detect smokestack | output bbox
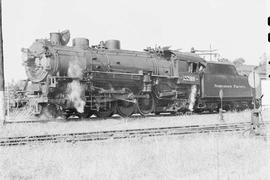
[0,0,5,126]
[50,32,61,46]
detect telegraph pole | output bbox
[0,0,5,126]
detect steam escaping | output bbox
[68,60,83,78]
[188,85,197,112]
[67,60,85,113]
[67,81,85,113]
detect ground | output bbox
[0,133,270,180]
[0,109,269,179]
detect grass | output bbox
[0,133,269,180]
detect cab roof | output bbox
[173,51,207,64]
[207,61,234,65]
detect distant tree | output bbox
[233,58,245,67]
[7,79,27,92]
[259,53,269,66]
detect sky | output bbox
[2,0,269,81]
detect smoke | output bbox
[67,60,85,113]
[188,85,197,112]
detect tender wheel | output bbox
[137,92,154,115]
[95,102,115,118]
[117,100,136,117]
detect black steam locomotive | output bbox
[20,30,254,118]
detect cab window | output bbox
[188,62,198,73]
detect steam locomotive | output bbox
[20,30,254,118]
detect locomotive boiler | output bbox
[21,30,254,118]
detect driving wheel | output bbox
[117,100,136,117]
[137,92,154,115]
[95,101,116,118]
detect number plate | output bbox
[183,75,196,82]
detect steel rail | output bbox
[1,121,268,147]
[3,111,236,124]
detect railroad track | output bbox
[3,111,231,124]
[1,121,268,146]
